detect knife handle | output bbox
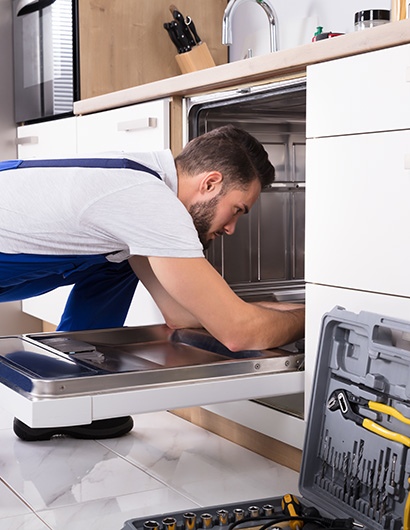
[186,16,201,44]
[171,20,192,53]
[163,22,183,53]
[170,8,196,47]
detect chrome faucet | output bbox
[222,0,278,53]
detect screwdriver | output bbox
[281,494,303,530]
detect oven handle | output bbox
[16,0,56,17]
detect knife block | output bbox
[175,42,216,74]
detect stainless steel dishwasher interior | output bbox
[187,78,306,418]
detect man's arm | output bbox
[129,256,202,329]
[129,255,304,351]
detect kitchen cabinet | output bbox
[305,130,410,297]
[306,44,410,137]
[20,98,174,327]
[305,43,410,410]
[16,117,77,159]
[76,99,170,153]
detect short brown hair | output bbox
[175,125,275,190]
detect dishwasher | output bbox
[186,77,307,421]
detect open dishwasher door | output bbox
[0,325,304,428]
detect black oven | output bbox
[12,0,79,124]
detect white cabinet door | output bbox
[17,117,77,159]
[77,99,170,153]
[305,129,410,297]
[307,43,410,138]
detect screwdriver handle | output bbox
[281,494,303,530]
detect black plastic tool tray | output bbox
[122,307,410,530]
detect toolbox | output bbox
[122,306,410,530]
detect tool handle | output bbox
[363,418,410,447]
[369,401,410,425]
[404,478,410,530]
[281,494,303,530]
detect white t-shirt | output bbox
[0,150,204,262]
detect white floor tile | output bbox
[0,513,51,530]
[0,480,33,519]
[0,429,169,511]
[100,412,300,505]
[37,488,198,530]
[0,409,300,529]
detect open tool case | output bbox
[123,306,410,530]
[299,306,410,529]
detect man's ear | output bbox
[199,171,223,194]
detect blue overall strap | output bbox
[0,157,161,180]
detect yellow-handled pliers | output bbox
[327,389,410,447]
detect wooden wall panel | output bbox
[79,0,228,100]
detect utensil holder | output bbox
[175,42,216,74]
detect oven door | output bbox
[12,0,77,123]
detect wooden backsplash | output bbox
[79,0,228,100]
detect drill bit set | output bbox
[300,307,410,530]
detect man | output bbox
[1,125,304,440]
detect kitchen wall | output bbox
[228,0,391,60]
[0,0,42,334]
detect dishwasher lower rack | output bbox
[0,325,304,428]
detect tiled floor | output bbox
[0,404,299,530]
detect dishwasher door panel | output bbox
[0,325,304,428]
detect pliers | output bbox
[327,389,410,447]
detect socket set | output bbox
[122,500,281,530]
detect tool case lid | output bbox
[299,306,410,530]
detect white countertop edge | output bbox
[74,19,410,116]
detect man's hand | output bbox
[130,255,305,352]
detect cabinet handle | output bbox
[16,136,39,145]
[117,117,158,132]
[405,154,410,170]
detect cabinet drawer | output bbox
[17,117,77,159]
[77,98,170,153]
[307,43,410,138]
[305,129,410,297]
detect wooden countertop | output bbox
[74,19,410,115]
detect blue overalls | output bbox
[0,158,162,331]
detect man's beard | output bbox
[189,194,221,250]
